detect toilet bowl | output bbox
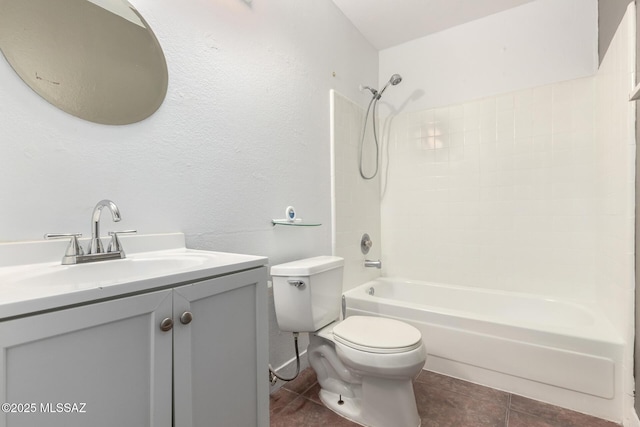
[310,317,426,427]
[271,256,427,427]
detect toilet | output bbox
[271,256,426,427]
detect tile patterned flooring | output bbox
[270,368,619,427]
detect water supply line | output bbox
[358,95,380,180]
[268,332,300,384]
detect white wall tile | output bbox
[379,64,634,304]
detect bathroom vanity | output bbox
[0,233,269,427]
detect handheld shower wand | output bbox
[376,74,402,99]
[358,74,403,179]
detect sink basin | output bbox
[2,252,213,290]
[0,233,268,319]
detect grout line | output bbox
[280,387,316,413]
[297,383,320,404]
[270,388,301,418]
[505,394,512,426]
[301,381,318,396]
[279,393,304,415]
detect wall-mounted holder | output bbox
[272,206,321,227]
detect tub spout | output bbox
[364,259,382,269]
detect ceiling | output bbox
[331,0,537,50]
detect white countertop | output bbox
[0,233,268,319]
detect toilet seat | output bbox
[332,316,422,354]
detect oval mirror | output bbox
[0,0,168,125]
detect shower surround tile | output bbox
[330,90,382,292]
[381,76,604,301]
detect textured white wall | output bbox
[378,0,598,114]
[0,0,377,380]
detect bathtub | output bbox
[342,277,624,421]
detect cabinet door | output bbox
[173,267,268,427]
[0,290,173,427]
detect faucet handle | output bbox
[45,233,84,262]
[107,230,137,253]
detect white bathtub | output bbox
[342,277,624,421]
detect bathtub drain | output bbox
[368,287,375,296]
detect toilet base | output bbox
[319,389,365,426]
[318,377,421,427]
[308,326,425,427]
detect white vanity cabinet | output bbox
[0,266,268,427]
[172,267,269,427]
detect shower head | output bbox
[377,73,403,98]
[389,74,402,85]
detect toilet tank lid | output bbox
[271,256,344,276]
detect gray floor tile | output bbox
[270,368,620,427]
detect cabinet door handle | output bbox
[180,311,193,325]
[159,317,174,332]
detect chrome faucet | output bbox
[45,199,136,265]
[364,259,382,269]
[89,199,121,254]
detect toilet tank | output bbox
[271,256,344,332]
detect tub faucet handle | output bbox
[361,233,373,254]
